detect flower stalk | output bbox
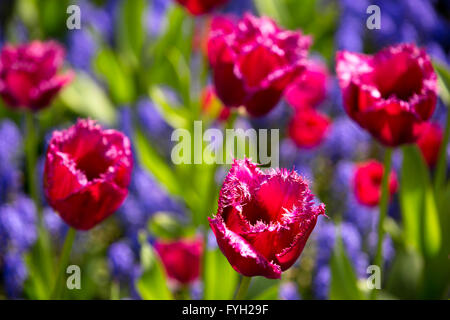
[371,147,393,300]
[51,228,76,299]
[25,111,39,218]
[235,276,251,300]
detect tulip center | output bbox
[75,149,113,181]
[375,55,423,101]
[242,175,303,225]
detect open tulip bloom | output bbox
[207,14,311,117]
[336,43,440,299]
[209,158,325,281]
[44,119,133,230]
[336,43,438,147]
[0,41,73,112]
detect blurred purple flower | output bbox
[0,195,37,252]
[0,120,22,202]
[67,29,97,72]
[3,251,28,298]
[323,117,370,161]
[118,167,184,233]
[207,230,218,249]
[43,207,68,240]
[118,194,150,233]
[368,232,395,267]
[79,0,118,42]
[313,266,330,300]
[341,222,369,277]
[146,0,170,37]
[336,15,363,52]
[190,281,203,300]
[137,98,171,138]
[137,98,173,157]
[315,221,336,266]
[403,0,437,34]
[108,241,136,281]
[344,196,377,235]
[279,282,301,300]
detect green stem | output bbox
[25,111,54,297]
[110,280,120,300]
[370,148,393,300]
[234,276,251,300]
[434,106,450,192]
[51,228,76,299]
[25,111,40,219]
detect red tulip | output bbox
[416,122,443,167]
[155,238,203,285]
[207,14,311,117]
[175,0,228,15]
[0,41,73,111]
[285,60,328,110]
[336,43,438,147]
[353,160,398,207]
[209,158,325,279]
[44,119,133,230]
[288,109,331,149]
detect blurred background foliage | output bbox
[0,0,449,300]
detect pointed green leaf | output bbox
[203,248,238,300]
[400,146,427,252]
[400,145,441,257]
[135,129,181,196]
[330,232,364,300]
[432,60,450,106]
[136,236,172,300]
[59,72,116,124]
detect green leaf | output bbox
[167,48,192,109]
[253,0,288,25]
[59,72,116,124]
[247,277,280,300]
[432,60,450,106]
[136,235,172,300]
[253,285,280,300]
[203,248,238,300]
[146,5,191,89]
[148,212,195,240]
[36,0,70,38]
[148,86,190,129]
[400,145,441,257]
[93,48,136,104]
[423,186,441,257]
[400,146,427,252]
[135,129,181,196]
[117,0,146,66]
[330,231,364,300]
[385,248,423,299]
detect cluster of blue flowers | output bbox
[106,99,185,297]
[337,0,450,64]
[0,120,38,298]
[312,160,395,299]
[67,0,120,73]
